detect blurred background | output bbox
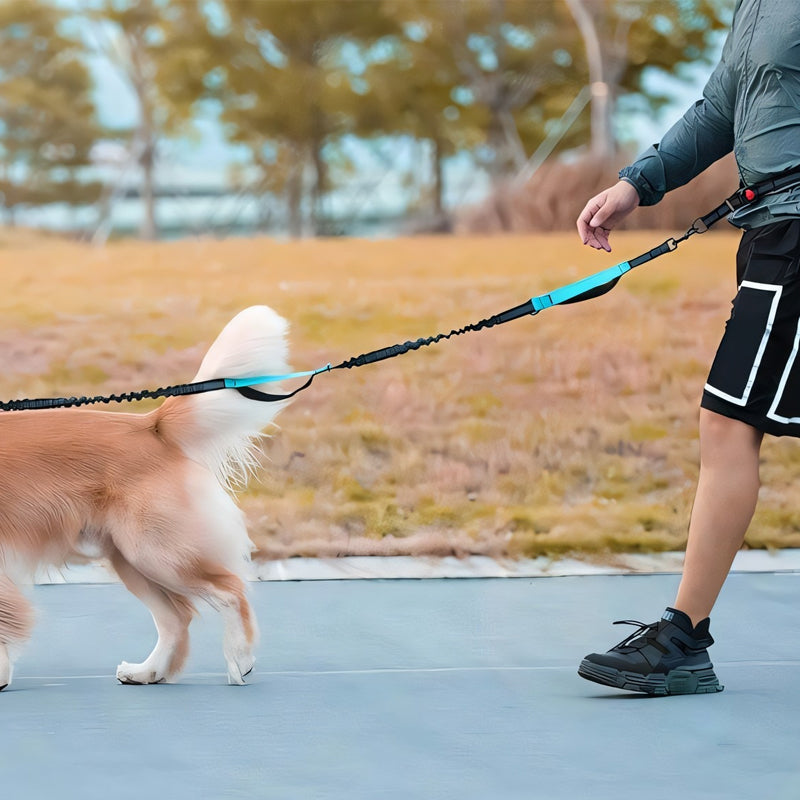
[12,0,796,561]
[0,0,733,242]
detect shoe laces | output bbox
[611,619,659,650]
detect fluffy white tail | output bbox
[153,306,291,488]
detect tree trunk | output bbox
[564,0,615,159]
[431,137,445,221]
[138,140,157,240]
[310,141,325,238]
[286,163,303,239]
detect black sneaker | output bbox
[578,607,724,696]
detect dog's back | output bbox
[0,409,175,567]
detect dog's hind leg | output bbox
[110,550,195,685]
[193,567,258,685]
[0,574,34,691]
[181,477,259,684]
[161,473,259,685]
[111,470,259,685]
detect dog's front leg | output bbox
[0,644,12,691]
[0,575,34,691]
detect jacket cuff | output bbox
[619,152,666,206]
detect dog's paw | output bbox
[0,649,12,690]
[226,654,255,686]
[116,661,167,685]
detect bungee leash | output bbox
[3,167,800,412]
[0,367,331,412]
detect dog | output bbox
[0,305,291,690]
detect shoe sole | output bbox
[578,659,724,696]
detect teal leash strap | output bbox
[330,229,691,373]
[530,261,632,311]
[229,365,332,402]
[0,244,692,410]
[223,365,330,389]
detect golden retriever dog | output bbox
[0,306,291,690]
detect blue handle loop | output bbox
[530,261,632,311]
[223,363,332,390]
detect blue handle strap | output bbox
[530,261,631,312]
[223,364,332,390]
[225,364,332,402]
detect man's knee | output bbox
[699,408,763,455]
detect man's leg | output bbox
[674,408,764,625]
[578,408,762,695]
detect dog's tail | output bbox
[153,306,291,488]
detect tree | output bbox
[84,0,211,239]
[206,0,400,237]
[436,0,577,179]
[356,5,476,224]
[352,0,583,224]
[0,1,104,223]
[564,0,731,158]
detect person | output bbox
[574,0,800,695]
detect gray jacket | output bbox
[620,0,800,229]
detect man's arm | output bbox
[621,33,737,206]
[577,30,736,250]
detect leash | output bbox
[3,168,800,412]
[0,368,329,412]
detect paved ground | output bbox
[1,571,799,800]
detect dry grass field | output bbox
[3,226,800,561]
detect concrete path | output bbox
[2,571,799,800]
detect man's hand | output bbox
[576,180,640,252]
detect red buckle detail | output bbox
[744,188,756,201]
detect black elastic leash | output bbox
[4,168,800,412]
[314,167,800,373]
[0,373,320,412]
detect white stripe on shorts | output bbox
[767,318,800,424]
[704,280,782,407]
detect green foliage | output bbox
[203,0,402,235]
[0,1,104,215]
[84,0,214,237]
[201,0,730,232]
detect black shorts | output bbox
[702,218,800,437]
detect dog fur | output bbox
[0,306,291,689]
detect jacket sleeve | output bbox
[619,32,736,206]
